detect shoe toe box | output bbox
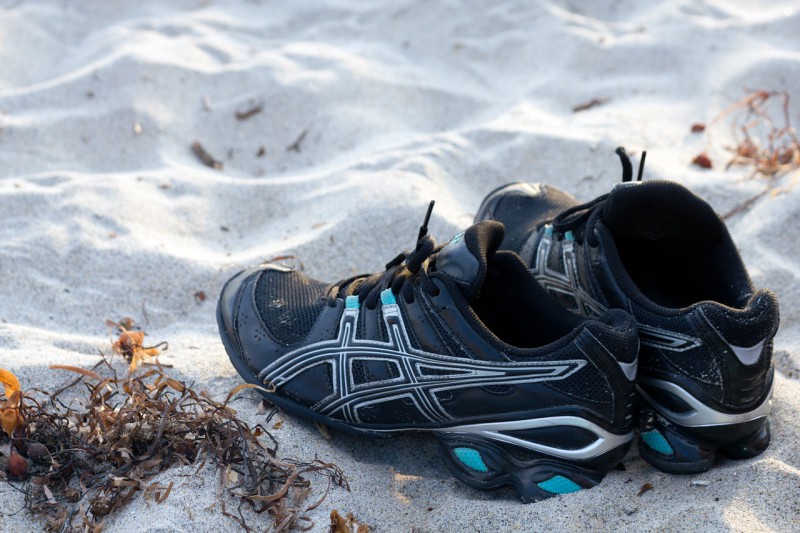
[218,264,342,379]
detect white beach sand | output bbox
[1,0,799,530]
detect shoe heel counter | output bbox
[698,289,779,409]
[581,313,639,429]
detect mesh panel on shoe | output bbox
[254,270,327,345]
[351,359,401,386]
[544,362,612,404]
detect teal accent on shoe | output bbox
[380,289,396,306]
[345,295,359,309]
[641,429,674,455]
[449,231,464,245]
[537,475,582,494]
[453,447,489,473]
[565,230,575,241]
[544,225,554,237]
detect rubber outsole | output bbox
[438,432,629,502]
[637,401,770,474]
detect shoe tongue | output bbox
[434,220,505,301]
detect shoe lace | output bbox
[549,147,647,246]
[326,201,442,309]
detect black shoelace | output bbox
[549,147,647,246]
[326,201,442,309]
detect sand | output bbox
[1,0,799,531]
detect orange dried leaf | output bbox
[112,330,163,372]
[2,408,21,436]
[329,509,371,533]
[330,510,350,533]
[0,367,20,401]
[114,330,144,352]
[0,367,23,436]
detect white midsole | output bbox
[373,415,632,461]
[637,377,773,428]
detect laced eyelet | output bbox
[326,202,439,310]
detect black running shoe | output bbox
[217,203,639,502]
[475,148,780,474]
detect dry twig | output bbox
[192,141,224,170]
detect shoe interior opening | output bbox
[472,251,584,349]
[603,184,752,309]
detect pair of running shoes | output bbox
[216,148,779,502]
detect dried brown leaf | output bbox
[638,482,654,496]
[8,450,29,479]
[692,153,713,169]
[150,481,174,503]
[49,365,104,382]
[223,382,274,406]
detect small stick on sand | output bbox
[572,97,611,112]
[192,141,224,170]
[287,129,308,153]
[235,103,263,121]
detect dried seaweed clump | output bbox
[1,325,347,532]
[694,90,800,177]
